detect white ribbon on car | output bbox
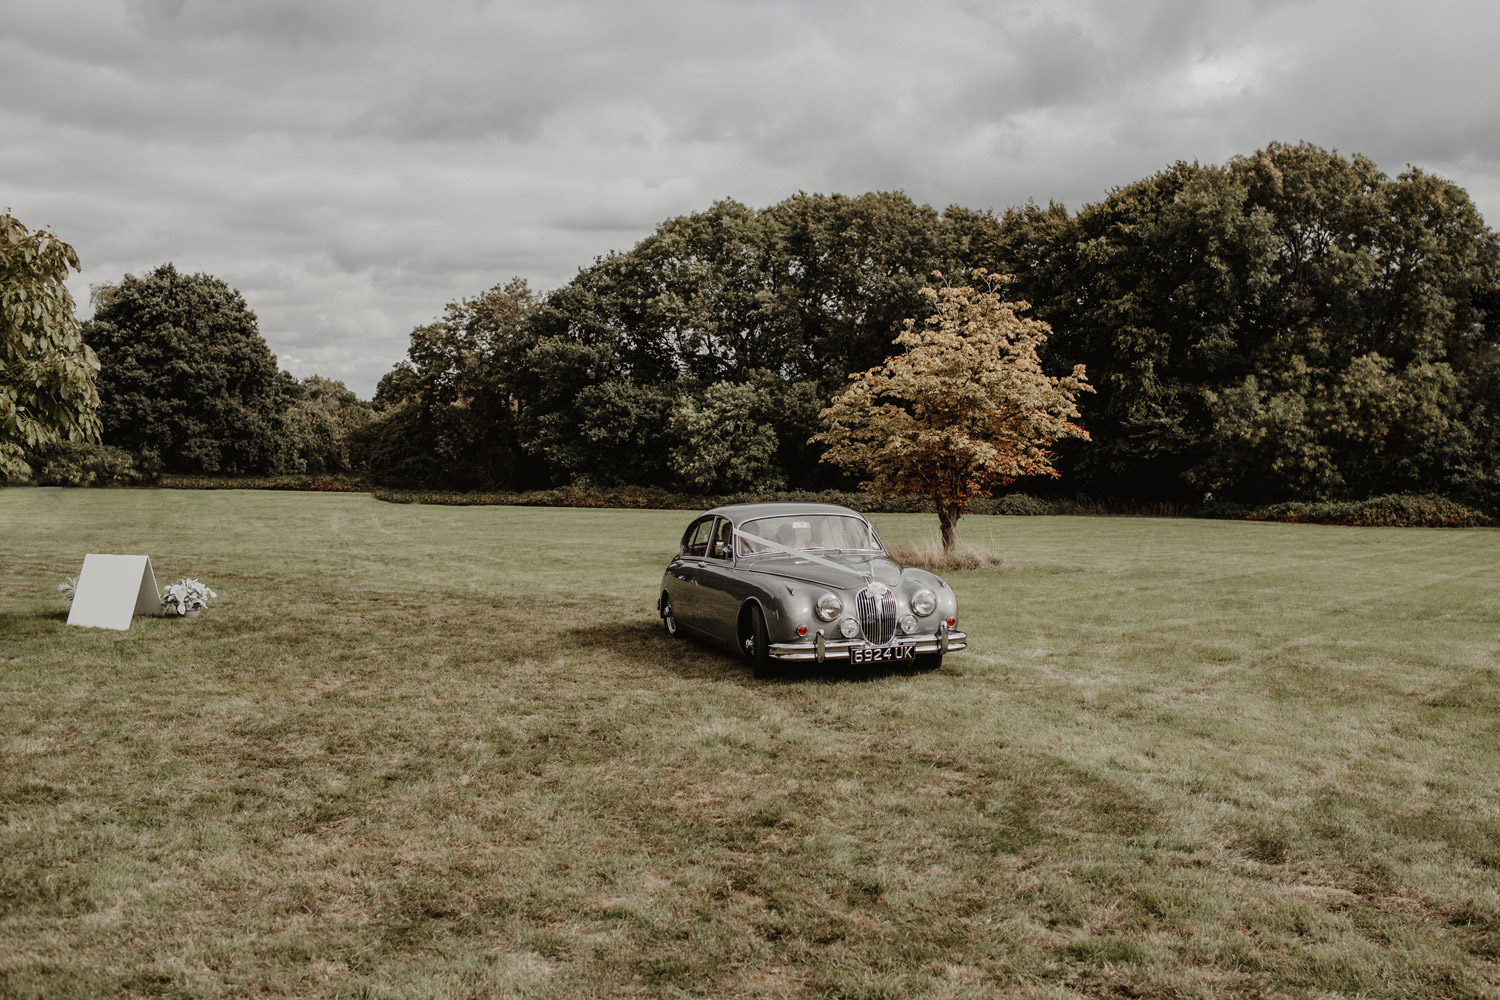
[732,529,875,586]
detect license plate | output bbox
[849,644,916,664]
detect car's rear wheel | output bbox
[744,603,773,679]
[661,592,680,638]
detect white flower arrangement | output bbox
[57,576,79,603]
[160,578,217,616]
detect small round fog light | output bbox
[839,617,859,639]
[899,613,918,635]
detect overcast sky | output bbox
[4,0,1498,397]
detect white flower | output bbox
[160,578,217,615]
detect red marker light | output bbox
[797,625,808,637]
[946,617,956,627]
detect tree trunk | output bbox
[937,498,960,553]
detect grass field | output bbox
[2,487,1498,999]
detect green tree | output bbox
[515,336,679,487]
[84,264,294,474]
[668,380,783,492]
[1202,352,1471,501]
[525,191,1006,490]
[1457,349,1500,506]
[816,272,1091,550]
[750,372,836,488]
[363,278,537,487]
[0,213,100,480]
[762,191,1003,387]
[534,192,1007,394]
[996,142,1500,503]
[567,379,678,487]
[283,375,372,474]
[997,161,1282,496]
[529,200,769,385]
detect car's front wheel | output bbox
[744,603,773,679]
[661,592,680,638]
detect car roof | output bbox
[700,502,868,525]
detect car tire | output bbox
[661,593,680,638]
[914,653,943,671]
[745,603,773,679]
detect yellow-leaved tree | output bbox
[814,270,1091,551]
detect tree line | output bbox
[362,191,1008,492]
[364,142,1500,507]
[995,142,1500,505]
[5,142,1498,509]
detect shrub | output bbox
[1241,494,1491,528]
[158,474,364,492]
[297,482,1497,530]
[25,442,159,487]
[371,486,709,510]
[366,486,1068,519]
[971,493,1059,516]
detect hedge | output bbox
[1236,494,1492,528]
[19,471,1493,528]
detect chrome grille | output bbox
[856,587,898,645]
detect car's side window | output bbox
[682,518,715,557]
[707,517,733,561]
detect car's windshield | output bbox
[736,514,882,556]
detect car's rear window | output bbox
[737,514,880,555]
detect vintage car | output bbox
[658,503,966,676]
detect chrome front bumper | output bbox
[768,624,968,663]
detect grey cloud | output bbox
[341,81,557,143]
[122,0,389,49]
[7,0,1499,397]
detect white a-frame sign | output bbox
[66,554,160,630]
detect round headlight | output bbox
[911,588,937,617]
[899,613,918,635]
[815,593,842,622]
[839,617,860,639]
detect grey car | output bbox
[658,503,966,676]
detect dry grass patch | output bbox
[885,540,1002,572]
